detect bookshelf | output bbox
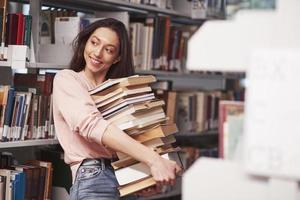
[29,0,205,25]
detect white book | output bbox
[105,100,164,121]
[94,86,152,105]
[108,107,164,124]
[117,112,166,130]
[115,153,170,186]
[100,93,155,116]
[113,109,164,128]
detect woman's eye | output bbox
[91,41,97,46]
[106,48,113,54]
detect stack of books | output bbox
[89,75,181,196]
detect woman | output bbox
[52,18,181,200]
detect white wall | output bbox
[186,0,300,72]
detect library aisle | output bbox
[0,0,299,200]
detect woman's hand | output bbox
[149,155,182,187]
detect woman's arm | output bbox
[102,124,181,185]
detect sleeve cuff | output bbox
[88,118,111,145]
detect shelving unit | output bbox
[0,139,59,148]
[25,0,205,25]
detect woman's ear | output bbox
[113,57,120,64]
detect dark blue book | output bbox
[2,87,15,142]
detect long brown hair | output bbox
[69,18,134,79]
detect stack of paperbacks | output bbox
[89,75,181,196]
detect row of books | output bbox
[4,13,32,47]
[175,88,244,134]
[0,87,55,142]
[130,16,190,72]
[0,152,53,200]
[40,13,191,72]
[88,75,182,196]
[0,73,56,142]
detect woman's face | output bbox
[84,27,120,75]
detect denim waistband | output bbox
[80,158,112,169]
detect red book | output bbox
[16,13,25,45]
[218,100,244,158]
[5,13,18,45]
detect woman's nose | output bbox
[94,47,103,58]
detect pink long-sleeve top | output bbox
[52,69,113,181]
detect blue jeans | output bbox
[70,160,120,200]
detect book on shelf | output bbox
[4,13,32,46]
[26,160,53,200]
[0,0,8,59]
[0,154,53,200]
[1,73,56,142]
[89,74,180,196]
[0,169,12,200]
[0,85,9,137]
[218,100,244,159]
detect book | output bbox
[111,107,164,126]
[26,160,53,200]
[99,93,156,115]
[218,100,244,159]
[0,85,9,138]
[0,175,5,200]
[2,88,14,141]
[119,177,156,197]
[115,152,179,186]
[142,134,176,149]
[116,111,166,131]
[0,0,7,59]
[105,100,164,121]
[132,123,178,143]
[93,86,152,106]
[116,135,176,160]
[112,145,180,170]
[89,75,156,95]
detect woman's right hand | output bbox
[149,155,182,186]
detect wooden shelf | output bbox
[0,139,59,148]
